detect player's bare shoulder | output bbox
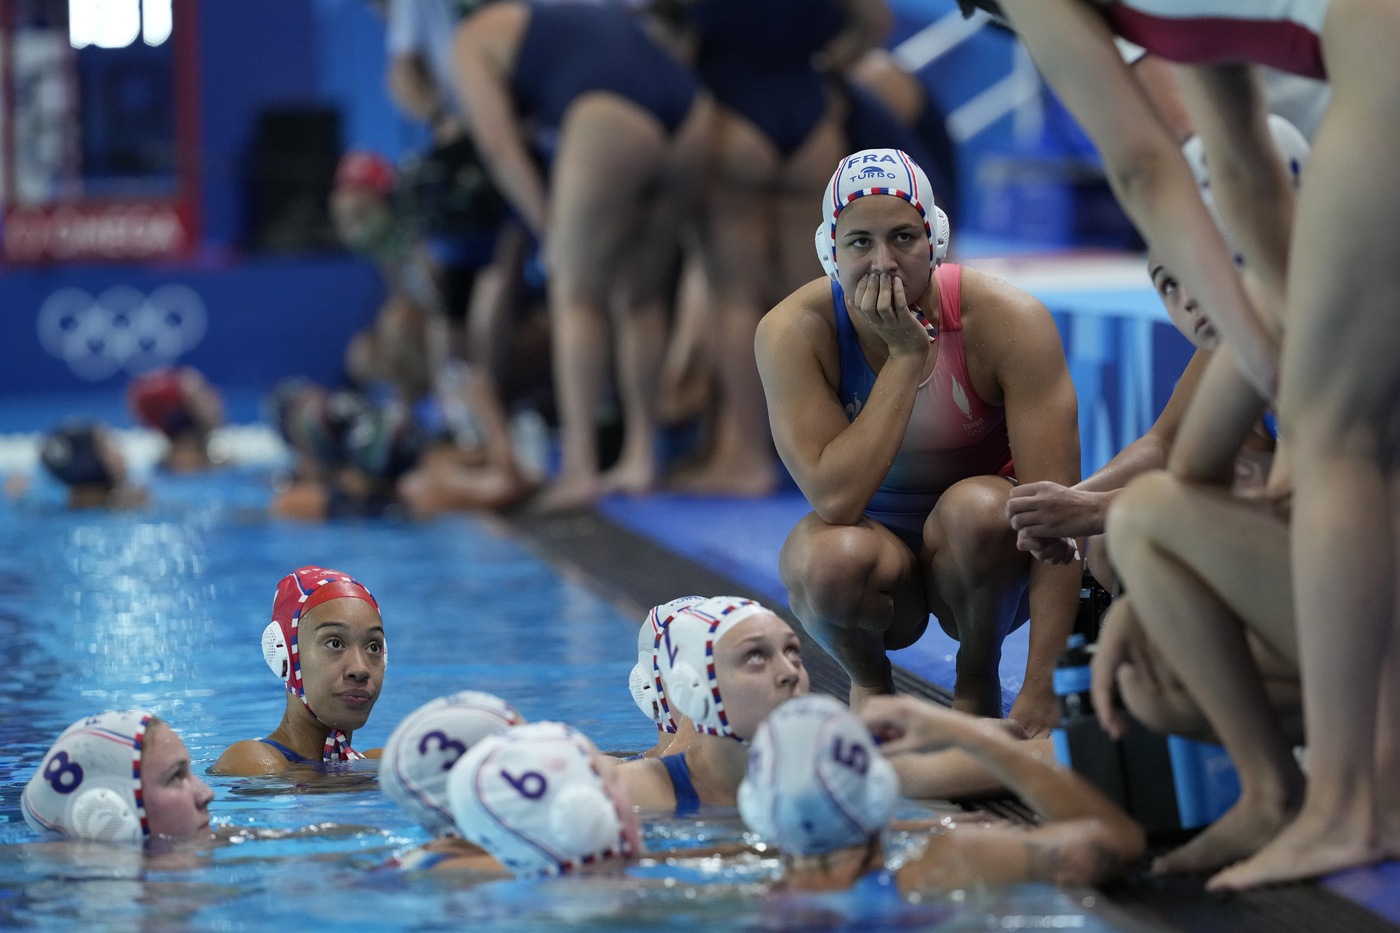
[757,277,841,369]
[959,264,1050,329]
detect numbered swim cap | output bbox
[628,596,703,733]
[817,148,950,280]
[658,596,774,740]
[263,565,382,761]
[447,722,629,877]
[380,691,524,836]
[1181,114,1309,268]
[22,710,153,844]
[737,694,897,856]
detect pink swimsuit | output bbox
[833,263,1014,551]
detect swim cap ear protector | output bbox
[1181,113,1309,268]
[380,691,524,836]
[22,710,153,845]
[447,722,628,877]
[659,596,775,740]
[737,694,898,856]
[814,204,949,282]
[628,596,703,732]
[265,566,383,761]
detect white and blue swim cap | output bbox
[817,148,950,281]
[1181,114,1309,268]
[447,722,630,877]
[658,595,776,740]
[628,596,703,733]
[737,695,898,857]
[380,691,524,836]
[22,711,154,844]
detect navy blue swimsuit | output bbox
[689,0,843,155]
[660,753,701,816]
[511,5,698,135]
[258,738,313,764]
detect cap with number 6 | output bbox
[446,721,632,876]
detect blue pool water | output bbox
[0,463,1129,932]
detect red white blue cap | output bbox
[629,596,703,733]
[22,711,153,844]
[263,566,381,762]
[658,596,772,740]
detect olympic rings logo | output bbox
[36,284,207,381]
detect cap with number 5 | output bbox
[738,694,898,856]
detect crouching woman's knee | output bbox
[780,524,885,619]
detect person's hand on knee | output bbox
[1090,599,1158,740]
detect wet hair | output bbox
[40,422,113,488]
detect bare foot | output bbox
[527,474,603,514]
[599,459,657,498]
[1206,807,1382,890]
[1153,793,1295,876]
[668,453,779,498]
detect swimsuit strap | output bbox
[660,752,702,816]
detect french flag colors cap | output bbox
[22,710,153,845]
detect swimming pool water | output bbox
[0,465,1126,932]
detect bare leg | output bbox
[657,250,717,427]
[1107,472,1302,876]
[779,512,929,709]
[669,109,782,497]
[1213,11,1400,882]
[531,94,667,512]
[922,478,1035,719]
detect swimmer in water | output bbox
[446,720,644,877]
[23,711,214,846]
[127,366,227,473]
[740,694,1143,891]
[379,690,523,873]
[36,421,148,510]
[611,596,809,815]
[213,566,386,774]
[22,710,388,861]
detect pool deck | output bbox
[522,491,1400,933]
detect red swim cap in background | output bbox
[128,368,192,438]
[335,151,397,196]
